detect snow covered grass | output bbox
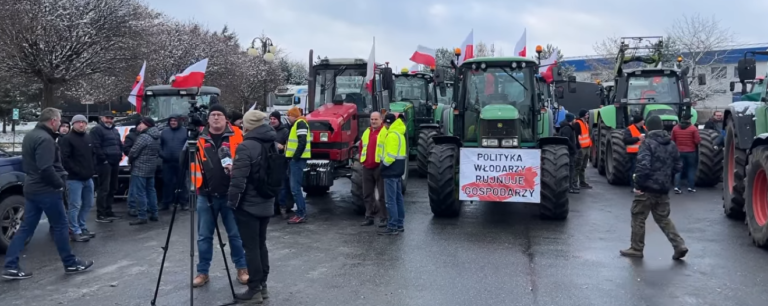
[0,121,101,153]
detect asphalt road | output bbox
[1,167,767,306]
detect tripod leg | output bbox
[190,193,196,306]
[150,202,180,306]
[209,204,239,303]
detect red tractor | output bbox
[301,50,394,209]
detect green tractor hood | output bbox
[479,104,519,120]
[390,101,415,113]
[642,104,698,123]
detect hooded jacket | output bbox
[129,126,161,177]
[59,128,95,181]
[671,121,701,153]
[227,124,277,217]
[160,116,188,163]
[557,120,579,155]
[380,118,407,178]
[90,121,123,165]
[634,130,682,194]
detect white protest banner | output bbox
[116,126,134,166]
[459,148,541,203]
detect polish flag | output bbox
[364,40,375,93]
[409,63,420,74]
[409,45,436,67]
[458,30,474,65]
[514,28,527,57]
[539,48,559,84]
[127,61,146,113]
[172,58,209,88]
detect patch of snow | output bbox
[729,101,761,116]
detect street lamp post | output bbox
[247,37,277,62]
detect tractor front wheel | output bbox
[695,129,724,188]
[416,128,439,178]
[723,120,747,219]
[606,129,630,185]
[427,144,460,217]
[539,144,570,220]
[744,145,768,248]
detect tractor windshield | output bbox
[432,83,454,105]
[395,76,427,101]
[145,94,216,121]
[465,67,531,108]
[626,74,682,116]
[313,67,372,113]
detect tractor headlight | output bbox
[501,138,518,147]
[481,138,499,147]
[320,132,329,142]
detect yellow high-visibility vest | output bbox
[286,118,311,158]
[360,126,387,163]
[381,119,407,166]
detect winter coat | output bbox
[274,123,290,149]
[160,124,187,163]
[622,124,648,155]
[557,120,579,155]
[227,124,278,217]
[703,119,723,132]
[122,128,138,157]
[128,127,161,177]
[22,124,66,194]
[634,130,682,194]
[90,122,124,165]
[671,122,701,153]
[59,129,95,181]
[380,119,407,178]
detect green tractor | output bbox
[589,36,720,187]
[723,50,768,248]
[427,53,572,220]
[390,68,451,177]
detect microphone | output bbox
[218,146,232,175]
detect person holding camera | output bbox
[190,104,249,287]
[228,110,285,303]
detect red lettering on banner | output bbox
[460,167,539,202]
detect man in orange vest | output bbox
[189,104,249,288]
[574,109,593,189]
[623,115,647,189]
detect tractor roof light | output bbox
[454,47,462,56]
[677,56,683,63]
[401,68,409,74]
[596,80,601,85]
[535,45,543,54]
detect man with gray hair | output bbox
[2,108,93,279]
[358,111,387,227]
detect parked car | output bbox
[0,148,26,253]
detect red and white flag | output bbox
[539,48,559,84]
[365,39,376,93]
[514,28,527,57]
[409,45,436,67]
[458,30,474,65]
[172,58,209,88]
[127,61,146,113]
[409,63,420,74]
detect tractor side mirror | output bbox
[738,58,757,81]
[439,82,447,97]
[729,81,735,92]
[697,73,707,86]
[567,76,577,93]
[567,75,576,82]
[381,67,394,92]
[555,86,565,99]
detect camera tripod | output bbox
[149,123,238,306]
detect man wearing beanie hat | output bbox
[621,115,688,260]
[269,110,293,218]
[127,116,161,226]
[189,103,249,287]
[285,106,311,224]
[227,109,280,302]
[159,114,189,211]
[59,114,96,242]
[58,118,70,136]
[230,110,244,129]
[573,109,593,189]
[623,114,648,189]
[557,112,580,193]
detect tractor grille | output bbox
[662,120,677,132]
[480,119,519,137]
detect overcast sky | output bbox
[147,0,764,69]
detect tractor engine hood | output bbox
[479,104,520,120]
[306,103,358,132]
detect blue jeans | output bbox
[384,177,404,229]
[675,152,698,189]
[289,159,307,218]
[131,175,158,220]
[4,192,77,269]
[66,179,94,234]
[196,195,247,274]
[127,181,137,212]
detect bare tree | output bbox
[476,41,490,57]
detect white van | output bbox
[268,85,308,116]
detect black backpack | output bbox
[253,139,286,198]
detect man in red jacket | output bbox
[670,114,700,193]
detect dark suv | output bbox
[0,148,25,253]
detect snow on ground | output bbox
[0,122,100,153]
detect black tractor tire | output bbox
[590,124,599,168]
[427,144,461,217]
[402,142,409,195]
[350,162,365,215]
[416,128,439,178]
[539,144,570,220]
[723,120,747,219]
[606,129,630,185]
[0,195,28,253]
[303,186,329,197]
[696,129,724,188]
[743,145,768,248]
[597,123,609,175]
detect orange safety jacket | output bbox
[190,125,243,189]
[626,124,645,153]
[575,119,592,148]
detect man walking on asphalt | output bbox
[128,117,161,225]
[671,114,701,194]
[160,114,188,210]
[123,126,141,217]
[378,113,407,236]
[558,112,580,194]
[621,115,688,260]
[285,107,311,224]
[359,111,388,227]
[228,110,283,303]
[189,104,249,287]
[623,115,647,190]
[60,115,96,242]
[2,108,93,280]
[90,111,123,223]
[270,111,293,218]
[574,109,593,189]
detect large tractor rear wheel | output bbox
[427,144,460,217]
[590,124,599,168]
[539,144,570,220]
[597,123,609,175]
[696,129,724,188]
[606,129,630,185]
[723,120,747,219]
[744,145,768,248]
[416,128,439,178]
[350,162,365,215]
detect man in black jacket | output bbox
[60,115,96,242]
[2,108,93,280]
[558,113,580,194]
[123,127,140,217]
[90,112,124,223]
[228,110,277,303]
[160,114,188,211]
[704,110,725,148]
[623,115,647,189]
[621,115,688,260]
[270,111,292,218]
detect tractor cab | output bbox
[142,85,221,123]
[393,69,435,129]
